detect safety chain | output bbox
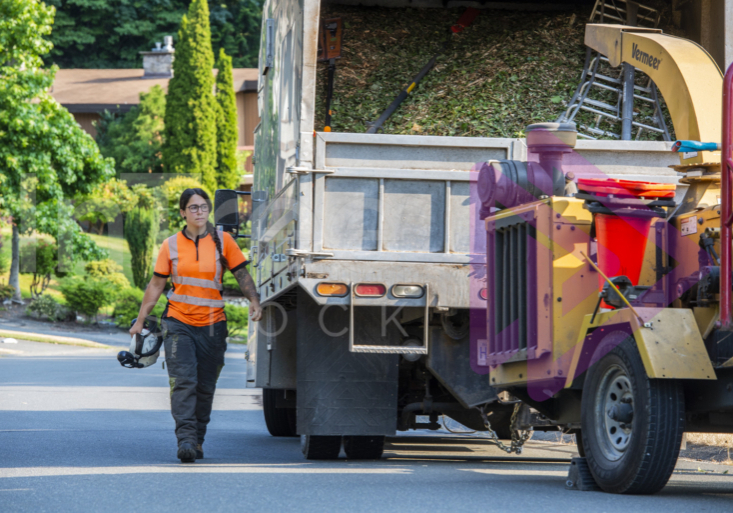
[477,403,533,454]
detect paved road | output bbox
[1,340,732,513]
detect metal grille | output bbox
[488,220,537,362]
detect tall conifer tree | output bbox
[215,48,240,190]
[162,0,217,192]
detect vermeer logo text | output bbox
[631,43,660,70]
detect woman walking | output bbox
[130,188,262,463]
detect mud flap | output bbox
[296,288,399,436]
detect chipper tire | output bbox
[262,389,297,437]
[581,336,684,494]
[343,436,385,460]
[301,435,342,460]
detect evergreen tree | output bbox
[124,206,160,289]
[97,85,166,176]
[162,0,218,193]
[215,48,240,190]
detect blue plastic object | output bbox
[672,140,721,153]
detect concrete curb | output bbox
[0,329,113,349]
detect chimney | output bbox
[140,36,174,78]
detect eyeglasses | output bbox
[186,204,210,213]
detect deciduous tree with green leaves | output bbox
[162,0,218,193]
[0,0,114,301]
[75,178,137,235]
[45,0,262,69]
[215,48,240,190]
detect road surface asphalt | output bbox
[1,338,732,512]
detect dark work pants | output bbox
[163,317,228,446]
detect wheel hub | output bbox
[595,366,634,461]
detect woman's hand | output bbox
[249,301,263,322]
[129,319,145,336]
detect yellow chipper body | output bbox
[477,24,733,494]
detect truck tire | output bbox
[301,435,341,460]
[574,430,586,458]
[581,336,684,494]
[262,389,297,437]
[343,436,385,460]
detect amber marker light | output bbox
[316,283,348,297]
[354,283,386,297]
[392,285,424,298]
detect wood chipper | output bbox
[478,24,733,494]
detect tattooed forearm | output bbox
[233,267,260,304]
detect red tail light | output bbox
[355,283,386,297]
[479,288,488,300]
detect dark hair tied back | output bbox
[179,188,229,270]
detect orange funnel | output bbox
[577,178,676,293]
[595,214,651,289]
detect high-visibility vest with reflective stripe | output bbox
[168,232,225,309]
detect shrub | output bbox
[113,287,168,327]
[225,303,249,339]
[0,284,15,302]
[59,277,117,321]
[27,294,63,321]
[125,207,159,289]
[112,287,144,327]
[85,258,129,292]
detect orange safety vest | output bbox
[167,232,226,309]
[155,229,246,327]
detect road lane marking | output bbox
[459,469,567,477]
[0,386,260,411]
[0,465,413,478]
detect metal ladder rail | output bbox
[563,54,670,140]
[590,0,661,28]
[560,0,666,140]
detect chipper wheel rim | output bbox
[595,366,634,461]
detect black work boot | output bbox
[177,442,197,463]
[196,444,204,459]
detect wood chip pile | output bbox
[315,5,674,140]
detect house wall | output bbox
[237,91,259,147]
[73,113,101,139]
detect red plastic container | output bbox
[578,179,676,293]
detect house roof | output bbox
[51,68,258,113]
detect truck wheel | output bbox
[581,337,684,494]
[343,436,385,460]
[262,389,297,437]
[301,435,342,460]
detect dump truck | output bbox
[478,23,733,494]
[215,2,685,461]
